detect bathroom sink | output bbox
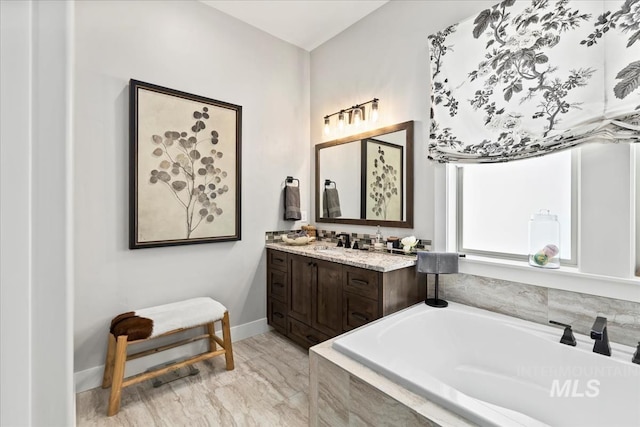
[313,246,341,253]
[313,246,354,256]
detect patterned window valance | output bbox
[428,0,640,163]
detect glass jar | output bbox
[528,209,560,269]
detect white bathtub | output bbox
[332,302,640,427]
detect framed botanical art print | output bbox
[361,138,403,221]
[129,79,242,249]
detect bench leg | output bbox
[207,322,217,352]
[102,333,116,388]
[222,311,234,370]
[107,335,128,416]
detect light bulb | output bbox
[324,117,330,135]
[353,108,362,127]
[371,100,379,123]
[338,111,345,131]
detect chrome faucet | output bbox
[590,316,611,356]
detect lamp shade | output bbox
[417,252,458,274]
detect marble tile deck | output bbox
[76,331,309,427]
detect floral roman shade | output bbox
[428,0,640,163]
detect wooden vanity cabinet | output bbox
[267,248,423,348]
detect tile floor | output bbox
[76,332,309,426]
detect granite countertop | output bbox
[265,241,418,272]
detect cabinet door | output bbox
[287,317,330,349]
[343,266,379,299]
[313,259,343,336]
[268,249,288,272]
[268,299,287,334]
[268,268,288,303]
[288,254,313,325]
[343,292,379,331]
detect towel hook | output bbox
[285,176,299,187]
[324,179,337,189]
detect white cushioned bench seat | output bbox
[110,297,227,341]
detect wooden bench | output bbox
[101,297,234,416]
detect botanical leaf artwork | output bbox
[149,107,230,238]
[428,0,640,163]
[369,145,399,220]
[130,80,240,249]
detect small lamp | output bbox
[352,106,362,127]
[417,252,459,308]
[371,99,379,122]
[323,116,330,135]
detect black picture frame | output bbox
[129,79,242,249]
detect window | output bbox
[457,150,576,264]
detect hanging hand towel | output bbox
[417,252,459,274]
[284,185,301,220]
[323,188,342,218]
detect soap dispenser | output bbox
[374,226,384,251]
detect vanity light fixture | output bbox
[323,98,379,135]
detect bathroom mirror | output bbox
[315,121,413,228]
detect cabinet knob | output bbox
[273,312,284,318]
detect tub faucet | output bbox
[590,316,611,356]
[549,320,576,346]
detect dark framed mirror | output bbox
[315,121,414,228]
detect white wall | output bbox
[73,0,310,382]
[1,0,75,425]
[580,143,635,278]
[1,2,34,423]
[310,0,496,239]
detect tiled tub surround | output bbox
[434,273,640,347]
[310,338,473,427]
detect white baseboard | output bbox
[74,317,270,393]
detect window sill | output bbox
[459,255,640,303]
